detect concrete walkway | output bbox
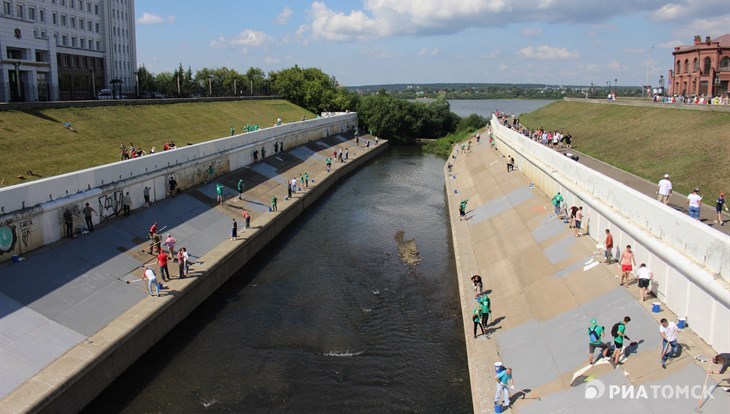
[446,137,729,413]
[0,133,381,406]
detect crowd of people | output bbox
[653,94,729,105]
[120,141,179,160]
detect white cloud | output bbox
[520,28,543,37]
[658,39,683,49]
[167,16,176,24]
[275,6,294,24]
[210,30,274,50]
[137,12,164,24]
[671,15,730,40]
[607,60,621,70]
[301,1,662,42]
[418,47,440,56]
[264,56,282,64]
[519,45,579,60]
[650,0,728,22]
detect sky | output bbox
[134,0,730,87]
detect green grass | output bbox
[519,101,730,199]
[0,100,312,186]
[423,129,479,158]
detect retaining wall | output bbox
[491,115,730,352]
[0,113,358,262]
[1,138,388,414]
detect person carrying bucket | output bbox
[494,364,514,411]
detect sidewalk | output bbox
[553,147,729,236]
[446,138,729,413]
[0,133,379,403]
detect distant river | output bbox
[448,99,555,118]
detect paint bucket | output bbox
[494,403,504,413]
[652,302,661,313]
[495,362,505,374]
[677,318,686,329]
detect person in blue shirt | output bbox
[494,366,514,409]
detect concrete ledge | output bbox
[0,142,388,414]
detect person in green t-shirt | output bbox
[479,296,492,337]
[459,199,469,221]
[237,179,245,200]
[552,192,564,217]
[588,319,609,365]
[472,307,485,338]
[216,184,223,205]
[612,316,631,365]
[271,195,278,212]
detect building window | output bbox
[70,17,75,28]
[703,57,711,74]
[692,58,699,72]
[96,40,100,50]
[720,57,730,72]
[3,1,11,16]
[40,9,44,22]
[41,30,46,38]
[61,0,66,7]
[29,7,35,20]
[80,18,84,29]
[62,35,68,45]
[684,59,689,73]
[71,37,77,47]
[53,12,57,24]
[80,38,86,48]
[16,4,23,19]
[95,22,99,32]
[676,61,681,74]
[61,15,66,26]
[87,2,91,13]
[94,4,98,14]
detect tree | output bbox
[136,65,156,95]
[269,66,340,113]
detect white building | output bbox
[0,0,136,102]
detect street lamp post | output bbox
[13,61,22,101]
[614,78,618,96]
[606,81,610,96]
[659,75,664,95]
[233,79,237,96]
[134,71,139,98]
[208,75,213,96]
[90,68,96,98]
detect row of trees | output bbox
[137,63,485,142]
[136,64,269,97]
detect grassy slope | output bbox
[519,101,730,199]
[0,100,312,186]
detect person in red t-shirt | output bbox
[158,251,171,281]
[604,229,614,264]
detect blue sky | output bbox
[135,0,730,87]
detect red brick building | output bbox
[668,34,730,97]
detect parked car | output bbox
[97,89,113,100]
[152,92,166,99]
[189,93,201,99]
[140,91,152,99]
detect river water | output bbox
[84,100,553,414]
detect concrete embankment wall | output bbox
[0,114,357,262]
[3,139,387,414]
[490,115,730,352]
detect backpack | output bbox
[588,327,600,343]
[611,322,623,338]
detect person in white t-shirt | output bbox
[687,188,702,220]
[659,318,679,369]
[141,266,160,297]
[657,174,672,204]
[636,263,653,302]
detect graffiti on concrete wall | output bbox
[18,219,32,247]
[0,221,17,254]
[98,191,123,221]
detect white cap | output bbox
[494,362,503,368]
[664,174,669,178]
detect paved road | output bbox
[447,138,729,413]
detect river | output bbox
[83,100,552,414]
